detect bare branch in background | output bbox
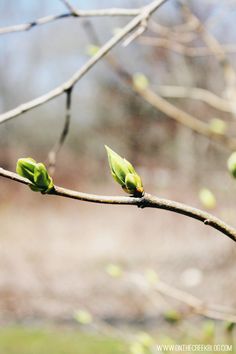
[180,2,236,100]
[0,0,168,125]
[48,88,73,175]
[156,85,236,113]
[0,166,236,242]
[148,19,198,43]
[132,87,236,150]
[129,272,236,323]
[138,36,236,57]
[82,16,236,151]
[106,57,236,150]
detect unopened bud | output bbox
[16,157,37,183]
[105,145,144,197]
[16,157,54,193]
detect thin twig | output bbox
[0,7,142,36]
[48,88,73,174]
[0,0,168,125]
[0,166,235,242]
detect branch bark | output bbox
[0,7,142,35]
[0,166,235,243]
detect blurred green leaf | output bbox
[198,188,216,209]
[86,44,100,57]
[209,118,227,135]
[74,310,93,325]
[105,263,123,278]
[132,73,149,90]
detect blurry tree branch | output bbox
[148,18,198,42]
[81,20,236,151]
[0,166,236,243]
[156,85,236,113]
[138,36,236,57]
[0,0,167,125]
[180,3,236,99]
[129,272,236,323]
[97,53,236,150]
[131,86,236,150]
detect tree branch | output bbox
[0,166,235,243]
[0,0,168,125]
[0,7,142,36]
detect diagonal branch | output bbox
[0,0,168,125]
[0,166,236,243]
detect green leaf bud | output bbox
[33,163,54,193]
[105,145,144,197]
[16,157,54,193]
[16,157,37,183]
[227,152,236,178]
[124,173,143,196]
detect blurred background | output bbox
[0,0,236,353]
